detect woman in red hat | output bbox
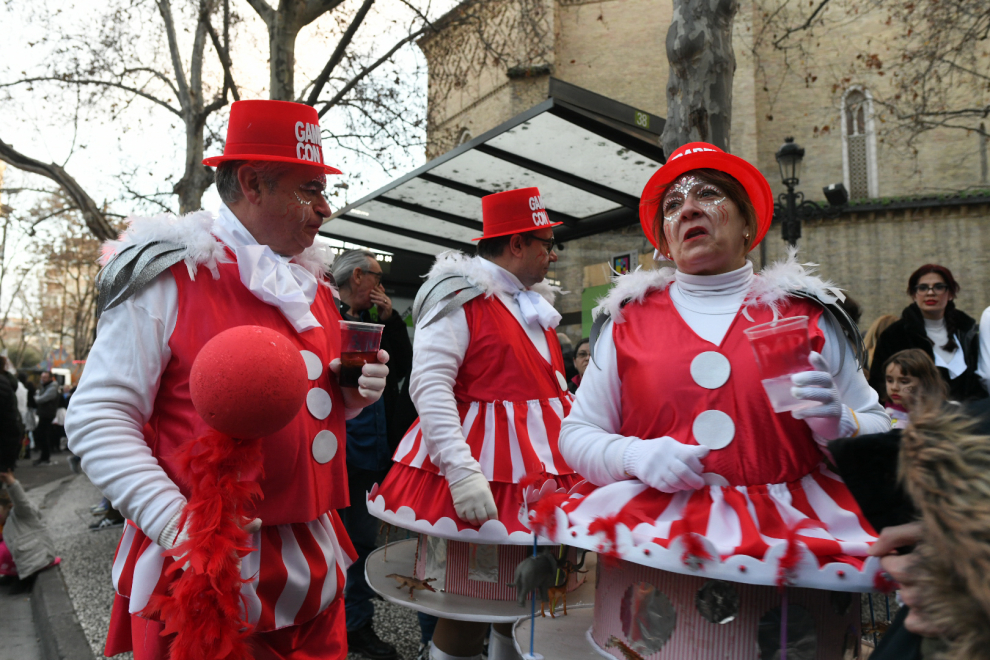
[525,143,892,658]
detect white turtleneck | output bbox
[669,262,753,345]
[559,263,889,487]
[924,317,956,365]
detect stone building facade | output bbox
[419,0,990,341]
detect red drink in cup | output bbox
[743,316,820,413]
[339,321,384,388]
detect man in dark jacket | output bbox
[331,249,413,660]
[33,371,59,466]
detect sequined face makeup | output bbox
[661,174,730,242]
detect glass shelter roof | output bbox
[321,79,666,260]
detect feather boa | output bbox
[594,247,845,324]
[424,250,560,305]
[101,210,333,286]
[142,430,263,660]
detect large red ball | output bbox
[190,326,309,439]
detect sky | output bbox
[0,0,460,318]
[0,0,460,213]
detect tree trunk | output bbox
[174,115,214,213]
[661,0,739,156]
[270,14,301,101]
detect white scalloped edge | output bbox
[545,517,882,592]
[366,491,548,545]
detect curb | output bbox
[31,566,96,660]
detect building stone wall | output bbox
[418,0,990,340]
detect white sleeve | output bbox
[817,314,890,437]
[408,300,478,485]
[65,273,185,543]
[978,307,990,393]
[558,322,636,487]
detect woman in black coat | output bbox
[869,264,986,402]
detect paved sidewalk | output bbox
[0,580,43,660]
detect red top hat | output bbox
[473,187,562,241]
[202,100,342,174]
[639,142,773,250]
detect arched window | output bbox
[842,88,879,200]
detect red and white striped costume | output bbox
[549,261,890,590]
[67,208,359,657]
[368,253,580,543]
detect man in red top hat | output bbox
[66,99,389,660]
[367,187,581,660]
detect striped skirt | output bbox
[108,512,356,632]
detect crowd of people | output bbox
[2,98,989,660]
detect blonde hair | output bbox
[864,314,899,370]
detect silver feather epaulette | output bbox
[96,240,186,318]
[412,274,483,328]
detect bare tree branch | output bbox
[317,25,429,118]
[203,6,240,101]
[0,77,181,117]
[772,0,835,47]
[299,0,348,27]
[0,138,116,241]
[243,0,274,27]
[155,0,192,114]
[304,0,375,106]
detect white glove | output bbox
[449,472,498,526]
[622,437,710,492]
[330,348,390,409]
[158,507,262,571]
[790,351,852,441]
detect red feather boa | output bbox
[143,430,264,660]
[776,519,826,590]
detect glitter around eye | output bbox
[294,192,313,206]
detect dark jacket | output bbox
[339,302,414,466]
[868,303,986,402]
[0,373,23,440]
[35,381,60,419]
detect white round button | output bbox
[556,371,568,391]
[692,410,735,450]
[690,352,731,389]
[703,473,730,487]
[312,431,338,464]
[300,350,323,380]
[306,388,333,420]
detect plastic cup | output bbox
[742,316,819,413]
[338,321,384,388]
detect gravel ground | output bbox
[36,473,423,660]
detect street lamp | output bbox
[773,137,847,246]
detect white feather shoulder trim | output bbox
[100,211,227,281]
[594,248,844,324]
[100,210,332,285]
[426,250,559,305]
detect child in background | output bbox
[884,348,948,428]
[0,470,59,592]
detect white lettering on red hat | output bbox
[528,195,545,211]
[528,194,550,226]
[669,146,718,161]
[294,121,324,164]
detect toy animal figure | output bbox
[606,635,645,660]
[386,573,436,600]
[542,585,567,618]
[512,551,558,608]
